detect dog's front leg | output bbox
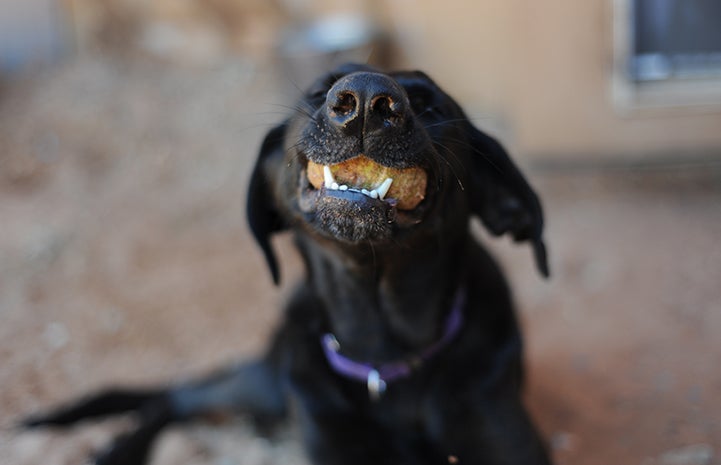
[23,354,287,465]
[426,377,552,465]
[23,387,172,465]
[168,357,287,424]
[23,386,176,465]
[434,395,551,465]
[298,410,400,465]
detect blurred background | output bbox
[1,1,720,464]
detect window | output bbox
[613,0,721,110]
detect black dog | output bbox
[24,64,552,465]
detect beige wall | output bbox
[41,0,721,162]
[371,0,721,161]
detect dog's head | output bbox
[248,64,548,284]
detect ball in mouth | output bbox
[306,155,427,211]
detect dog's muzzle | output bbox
[294,72,434,243]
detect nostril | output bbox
[331,92,357,117]
[370,95,392,115]
[370,95,401,126]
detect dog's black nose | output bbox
[325,72,408,136]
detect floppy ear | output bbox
[466,124,549,278]
[247,123,288,285]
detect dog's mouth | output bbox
[296,154,431,241]
[306,156,427,211]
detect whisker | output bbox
[449,137,503,174]
[422,118,472,130]
[431,139,466,191]
[267,102,316,121]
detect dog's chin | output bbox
[295,155,432,244]
[310,189,396,243]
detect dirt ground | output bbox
[1,57,721,465]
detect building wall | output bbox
[6,0,721,161]
[375,0,721,161]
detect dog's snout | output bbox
[325,72,408,136]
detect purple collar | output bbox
[321,287,466,401]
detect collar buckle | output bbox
[367,369,387,401]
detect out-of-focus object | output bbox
[0,0,70,73]
[278,13,393,90]
[62,0,287,66]
[0,0,391,77]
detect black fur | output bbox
[24,64,552,465]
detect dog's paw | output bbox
[91,429,155,465]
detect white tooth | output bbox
[331,182,339,190]
[375,178,393,200]
[323,165,335,189]
[361,188,370,196]
[370,190,379,199]
[339,185,348,191]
